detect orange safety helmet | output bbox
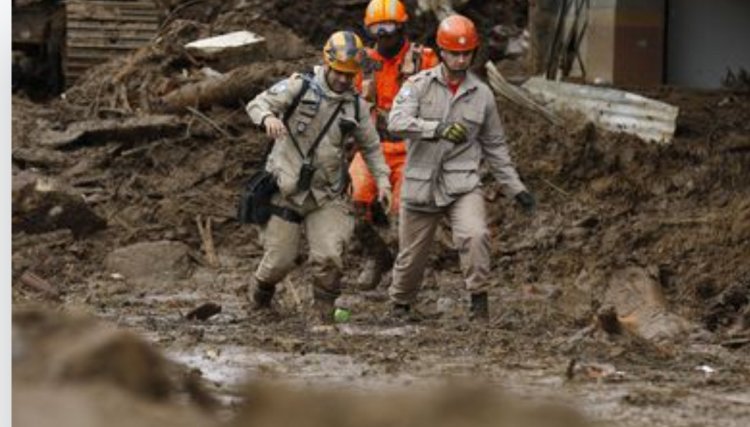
[364,0,408,27]
[323,31,365,74]
[436,14,479,52]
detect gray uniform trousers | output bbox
[255,194,355,301]
[389,189,490,305]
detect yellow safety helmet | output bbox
[323,31,365,74]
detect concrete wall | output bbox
[666,0,750,89]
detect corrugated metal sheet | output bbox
[522,76,679,144]
[64,0,160,87]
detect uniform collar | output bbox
[426,64,479,94]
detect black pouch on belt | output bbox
[237,170,279,225]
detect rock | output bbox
[604,266,692,342]
[436,297,458,315]
[185,302,222,321]
[558,269,599,323]
[12,171,107,238]
[104,241,192,286]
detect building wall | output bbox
[585,0,617,84]
[614,0,665,86]
[666,0,750,88]
[582,0,665,86]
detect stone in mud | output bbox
[604,266,693,342]
[12,171,106,238]
[104,241,192,286]
[558,269,599,323]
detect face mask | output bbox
[378,37,404,59]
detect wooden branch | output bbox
[18,271,61,301]
[195,215,219,268]
[186,106,233,139]
[485,61,564,126]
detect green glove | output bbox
[436,122,468,144]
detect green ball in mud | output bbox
[334,308,351,323]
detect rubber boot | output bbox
[469,292,489,321]
[354,221,394,291]
[311,298,335,326]
[356,253,393,291]
[391,303,411,319]
[250,277,276,309]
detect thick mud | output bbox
[11,1,750,426]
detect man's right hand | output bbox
[436,122,468,144]
[263,116,287,138]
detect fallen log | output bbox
[12,147,70,169]
[35,115,185,149]
[159,62,287,113]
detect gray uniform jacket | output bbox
[388,64,527,211]
[246,65,391,208]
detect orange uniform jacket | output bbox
[350,40,438,211]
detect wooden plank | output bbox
[67,21,158,30]
[67,14,159,23]
[68,35,155,44]
[69,1,159,10]
[67,42,151,50]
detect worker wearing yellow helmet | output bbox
[243,31,392,326]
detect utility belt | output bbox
[237,170,304,225]
[269,204,304,223]
[378,128,403,143]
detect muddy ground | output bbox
[11,1,750,426]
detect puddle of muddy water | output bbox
[96,285,750,427]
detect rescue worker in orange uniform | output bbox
[349,0,439,290]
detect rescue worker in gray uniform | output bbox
[386,15,535,321]
[245,31,392,324]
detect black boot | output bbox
[391,303,411,318]
[251,279,276,309]
[310,286,340,327]
[470,292,489,321]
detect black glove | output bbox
[514,191,536,216]
[435,122,468,144]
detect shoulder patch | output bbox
[394,86,413,104]
[268,79,289,95]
